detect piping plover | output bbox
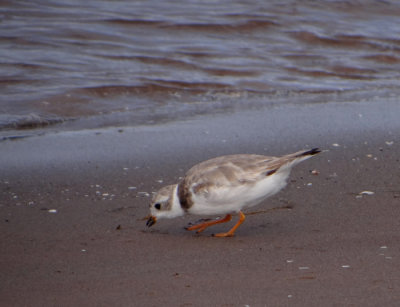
[146,148,320,237]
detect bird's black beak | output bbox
[146,215,157,227]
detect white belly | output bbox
[188,171,290,216]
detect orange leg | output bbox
[213,211,246,237]
[185,214,232,233]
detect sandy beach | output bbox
[1,99,400,306]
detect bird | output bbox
[146,148,320,237]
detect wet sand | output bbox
[1,100,400,306]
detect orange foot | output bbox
[185,211,246,237]
[185,214,232,233]
[212,211,246,237]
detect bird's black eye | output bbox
[154,203,161,210]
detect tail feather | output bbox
[267,148,321,175]
[295,148,321,157]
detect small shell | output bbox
[137,192,150,197]
[311,169,320,175]
[359,191,375,196]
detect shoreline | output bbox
[1,99,400,306]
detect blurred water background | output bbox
[1,0,400,137]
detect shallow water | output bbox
[1,0,400,135]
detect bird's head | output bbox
[146,184,181,227]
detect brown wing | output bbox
[183,150,316,191]
[183,154,275,191]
